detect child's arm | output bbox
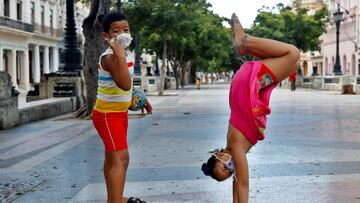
[232,179,239,203]
[228,125,252,203]
[102,36,132,91]
[231,144,249,203]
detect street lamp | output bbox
[155,55,160,76]
[133,33,141,76]
[60,0,82,72]
[333,3,343,76]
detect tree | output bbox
[123,0,233,90]
[249,3,329,52]
[74,0,111,118]
[124,0,186,95]
[75,0,234,112]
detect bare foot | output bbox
[230,13,247,55]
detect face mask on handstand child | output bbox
[202,149,235,181]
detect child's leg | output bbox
[231,14,300,82]
[108,150,129,203]
[104,152,112,201]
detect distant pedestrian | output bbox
[196,71,202,89]
[205,73,209,84]
[201,13,300,203]
[289,71,297,91]
[210,73,215,83]
[92,12,151,203]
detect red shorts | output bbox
[92,109,128,152]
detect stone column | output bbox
[52,47,59,72]
[43,46,50,74]
[33,44,40,83]
[9,49,18,89]
[20,50,30,91]
[0,46,3,71]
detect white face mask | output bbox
[215,153,235,173]
[110,33,133,49]
[210,149,235,173]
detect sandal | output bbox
[230,13,248,55]
[127,196,146,203]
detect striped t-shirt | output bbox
[94,48,134,113]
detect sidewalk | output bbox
[1,84,360,203]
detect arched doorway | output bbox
[3,50,9,73]
[352,54,356,75]
[319,62,323,76]
[16,51,21,85]
[343,55,347,75]
[302,61,308,76]
[325,57,328,75]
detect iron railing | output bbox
[0,16,33,33]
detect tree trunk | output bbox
[159,40,167,96]
[181,60,191,88]
[174,61,180,89]
[75,0,110,118]
[180,61,185,88]
[176,49,184,89]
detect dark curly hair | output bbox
[102,12,127,33]
[201,153,222,182]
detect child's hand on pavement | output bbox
[141,101,153,115]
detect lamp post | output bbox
[60,0,82,72]
[133,33,141,76]
[155,55,160,76]
[333,3,343,76]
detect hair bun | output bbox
[201,163,210,176]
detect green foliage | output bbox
[122,0,232,73]
[77,0,329,74]
[249,2,329,52]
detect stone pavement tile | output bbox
[0,175,45,203]
[2,86,360,203]
[69,173,360,203]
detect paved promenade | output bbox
[1,84,360,203]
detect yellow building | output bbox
[294,0,327,76]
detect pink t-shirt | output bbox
[229,61,277,145]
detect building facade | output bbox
[0,0,88,92]
[322,0,359,76]
[295,0,327,77]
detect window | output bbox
[17,0,22,20]
[31,2,35,24]
[3,51,8,73]
[59,16,62,29]
[50,9,53,35]
[4,0,10,17]
[41,6,45,32]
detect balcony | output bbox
[33,24,64,38]
[0,16,33,33]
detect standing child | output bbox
[201,13,300,203]
[92,12,151,203]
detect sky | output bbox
[207,0,293,28]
